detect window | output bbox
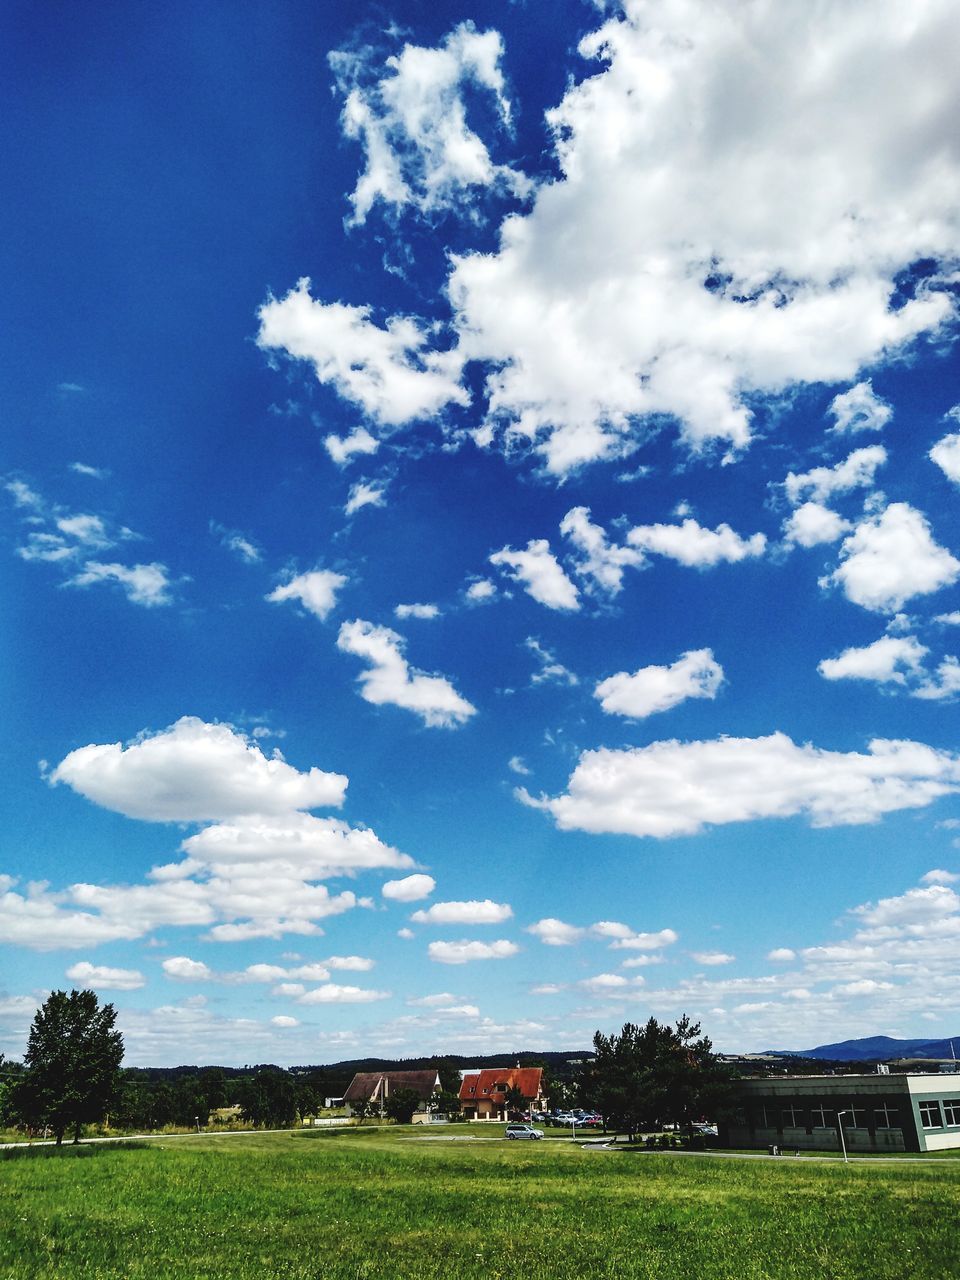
[781,1105,804,1128]
[919,1101,943,1130]
[841,1108,869,1129]
[942,1100,960,1127]
[874,1104,899,1129]
[811,1106,836,1128]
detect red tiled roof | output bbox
[458,1066,543,1102]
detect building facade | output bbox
[459,1066,545,1121]
[342,1070,441,1121]
[724,1073,960,1153]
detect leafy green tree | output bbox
[503,1085,527,1119]
[583,1015,733,1141]
[15,989,124,1145]
[237,1067,298,1128]
[384,1086,423,1125]
[350,1097,373,1125]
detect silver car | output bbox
[505,1123,544,1140]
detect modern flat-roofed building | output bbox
[724,1073,960,1153]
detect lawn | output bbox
[2,1127,959,1279]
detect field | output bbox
[3,1127,959,1280]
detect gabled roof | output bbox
[459,1066,543,1102]
[343,1070,440,1103]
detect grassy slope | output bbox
[2,1129,959,1280]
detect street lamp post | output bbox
[837,1110,852,1163]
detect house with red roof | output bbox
[458,1065,546,1121]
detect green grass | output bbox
[2,1127,959,1279]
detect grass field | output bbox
[3,1126,959,1280]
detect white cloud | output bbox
[579,972,633,993]
[345,480,388,516]
[827,382,893,434]
[324,427,380,466]
[525,637,578,687]
[271,1016,300,1028]
[818,635,929,685]
[465,578,496,603]
[935,612,960,626]
[162,956,213,982]
[930,432,960,484]
[267,568,347,621]
[783,445,887,506]
[67,561,173,607]
[852,885,960,930]
[180,812,413,878]
[408,992,458,1008]
[257,279,466,430]
[560,506,642,596]
[56,513,112,547]
[325,955,375,972]
[70,462,107,479]
[595,648,723,719]
[522,732,960,838]
[337,619,476,727]
[395,603,439,620]
[427,939,519,964]
[824,503,960,613]
[922,869,959,885]
[441,1,958,473]
[330,21,528,224]
[608,928,679,952]
[489,540,580,611]
[397,927,415,939]
[783,502,851,548]
[383,874,436,903]
[65,961,146,991]
[411,899,512,925]
[50,716,347,821]
[526,917,585,946]
[296,983,390,1005]
[212,523,261,564]
[0,882,143,950]
[690,951,735,966]
[626,519,766,568]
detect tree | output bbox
[503,1085,527,1119]
[582,1016,733,1141]
[237,1067,298,1128]
[383,1086,423,1125]
[16,989,124,1145]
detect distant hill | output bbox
[766,1035,960,1062]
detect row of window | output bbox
[753,1098,960,1132]
[920,1099,960,1129]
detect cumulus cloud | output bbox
[607,927,679,952]
[271,1016,300,1028]
[65,961,146,991]
[345,480,388,516]
[324,427,380,466]
[395,603,439,620]
[595,648,723,719]
[560,506,642,596]
[827,382,893,434]
[922,869,959,885]
[526,918,585,946]
[411,899,512,925]
[50,716,347,821]
[428,939,519,964]
[818,635,929,685]
[212,523,261,564]
[930,432,960,484]
[823,503,960,613]
[489,540,580,610]
[626,519,766,568]
[383,873,436,902]
[442,0,958,472]
[257,279,467,431]
[67,561,173,607]
[767,948,797,962]
[266,568,347,621]
[296,983,390,1005]
[690,951,735,967]
[465,578,496,603]
[337,619,476,727]
[162,956,213,982]
[330,21,529,224]
[783,502,851,548]
[507,756,530,776]
[783,446,887,506]
[521,732,960,838]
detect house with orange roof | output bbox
[458,1065,546,1121]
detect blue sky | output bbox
[3,0,960,1066]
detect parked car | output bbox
[505,1123,544,1140]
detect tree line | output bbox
[1,990,736,1144]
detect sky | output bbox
[2,0,960,1067]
